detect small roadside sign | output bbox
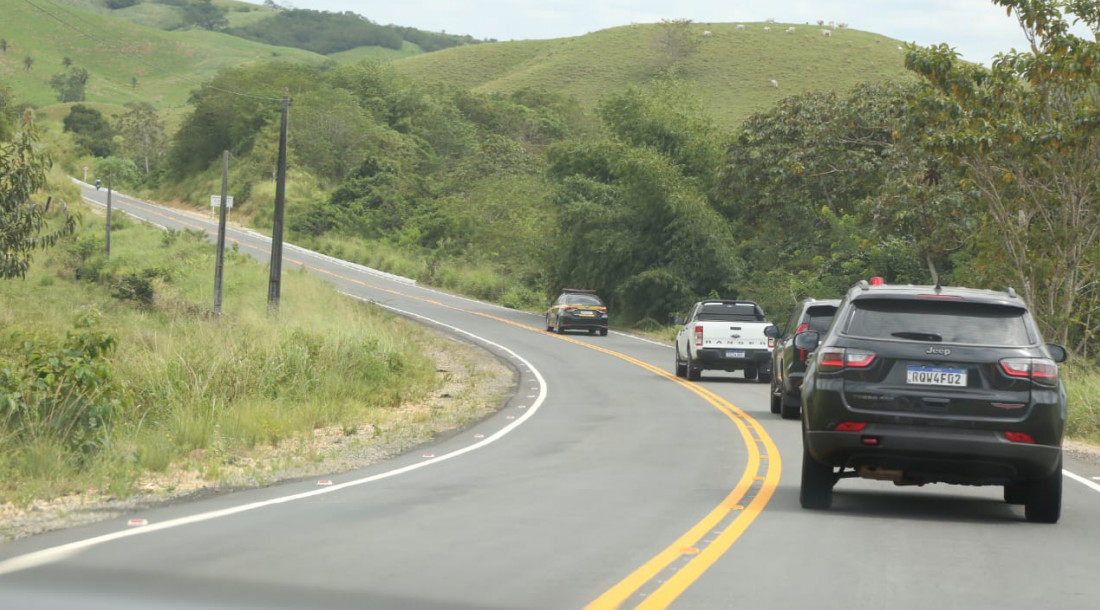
[210,195,234,209]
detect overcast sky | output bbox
[242,0,1048,66]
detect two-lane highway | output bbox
[1,183,1098,609]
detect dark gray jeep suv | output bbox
[796,280,1067,523]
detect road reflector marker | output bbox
[127,519,147,527]
[680,547,700,555]
[474,434,485,439]
[422,453,435,458]
[517,405,527,409]
[317,480,333,486]
[754,477,765,481]
[506,415,515,420]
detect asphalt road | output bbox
[1,182,1098,609]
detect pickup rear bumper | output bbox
[694,348,771,373]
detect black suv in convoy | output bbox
[796,280,1067,523]
[545,289,609,336]
[768,298,840,420]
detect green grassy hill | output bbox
[2,2,913,130]
[0,0,324,112]
[392,22,914,128]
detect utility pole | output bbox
[213,150,229,317]
[267,93,290,315]
[104,174,112,260]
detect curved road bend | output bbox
[0,183,1097,609]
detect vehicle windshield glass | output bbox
[696,304,764,322]
[845,299,1033,346]
[806,306,837,332]
[564,294,603,306]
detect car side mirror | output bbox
[794,330,820,351]
[764,324,780,338]
[673,315,685,325]
[1046,343,1068,363]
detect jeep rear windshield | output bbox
[844,299,1033,346]
[697,304,765,322]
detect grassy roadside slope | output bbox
[0,202,512,511]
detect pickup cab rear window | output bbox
[844,299,1033,346]
[697,304,765,322]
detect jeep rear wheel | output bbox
[780,393,801,420]
[800,440,834,510]
[1024,457,1062,524]
[769,379,782,414]
[743,365,757,381]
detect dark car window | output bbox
[563,294,603,306]
[805,306,838,332]
[697,303,764,322]
[844,299,1033,346]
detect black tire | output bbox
[588,329,596,335]
[687,356,701,381]
[1024,456,1062,523]
[758,370,772,384]
[545,315,553,332]
[1004,484,1027,505]
[780,392,801,420]
[555,318,564,334]
[674,349,688,378]
[769,379,782,414]
[800,441,835,510]
[599,328,608,336]
[743,365,758,381]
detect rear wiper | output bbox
[891,331,943,341]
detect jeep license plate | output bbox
[906,366,966,387]
[726,350,745,358]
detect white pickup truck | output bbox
[673,300,776,382]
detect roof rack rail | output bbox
[857,280,870,291]
[1006,287,1017,298]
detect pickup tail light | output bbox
[818,348,876,372]
[694,325,704,346]
[796,323,809,361]
[768,337,775,349]
[999,358,1059,386]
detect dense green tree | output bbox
[905,0,1100,350]
[0,81,15,142]
[1,116,76,279]
[63,104,114,157]
[228,9,402,54]
[114,102,166,178]
[182,0,227,31]
[167,63,318,177]
[49,67,89,103]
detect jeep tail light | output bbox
[694,325,704,347]
[796,323,809,361]
[999,358,1059,386]
[1004,431,1036,444]
[818,348,875,371]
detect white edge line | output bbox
[0,306,546,576]
[1064,469,1100,494]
